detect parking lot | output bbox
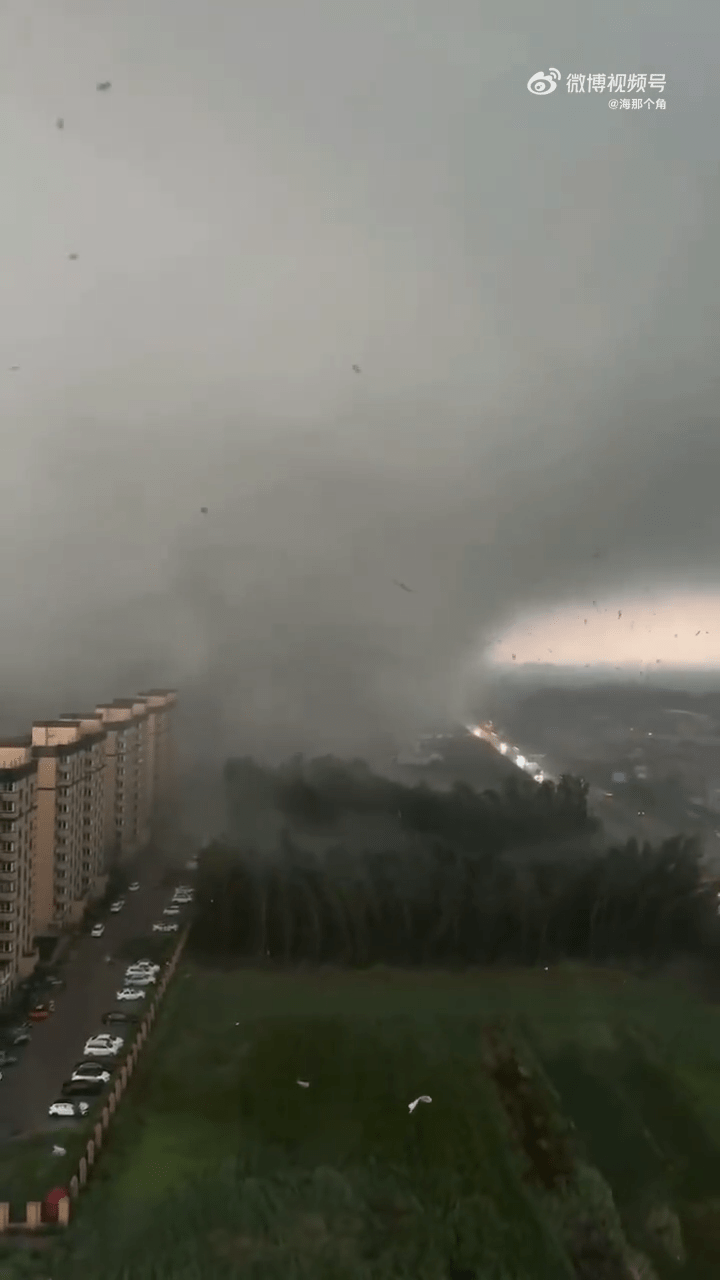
[0,865,192,1140]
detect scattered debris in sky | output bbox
[68,253,78,261]
[408,1095,432,1114]
[512,653,516,661]
[352,364,361,374]
[200,507,208,514]
[9,366,19,372]
[96,81,112,91]
[393,580,413,593]
[297,1079,310,1088]
[56,117,64,129]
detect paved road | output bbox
[0,862,187,1139]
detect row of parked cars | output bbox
[48,959,162,1118]
[48,883,194,1119]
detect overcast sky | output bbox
[0,0,718,761]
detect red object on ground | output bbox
[42,1186,70,1223]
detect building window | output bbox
[0,863,15,874]
[0,844,14,855]
[0,942,14,953]
[0,803,15,813]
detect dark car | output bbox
[2,1025,31,1045]
[0,1051,18,1066]
[61,1078,104,1098]
[101,1010,139,1025]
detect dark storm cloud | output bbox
[0,0,718,758]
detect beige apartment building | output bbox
[0,739,40,1002]
[32,718,107,933]
[0,688,177,993]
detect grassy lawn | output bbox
[0,1124,90,1217]
[37,962,720,1280]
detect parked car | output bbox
[153,923,178,933]
[128,881,140,892]
[90,923,105,938]
[116,987,146,1002]
[45,974,65,988]
[109,899,125,913]
[2,1023,31,1046]
[101,1010,139,1025]
[71,1064,111,1083]
[0,1051,18,1067]
[83,1035,123,1057]
[163,906,180,917]
[28,1000,55,1022]
[3,1030,30,1046]
[124,970,156,985]
[49,1100,89,1118]
[61,1079,104,1099]
[133,959,160,970]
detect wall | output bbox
[0,926,188,1233]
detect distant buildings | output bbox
[0,689,176,1001]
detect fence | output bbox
[0,926,188,1233]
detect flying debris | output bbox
[584,619,587,624]
[96,81,112,91]
[408,1095,432,1114]
[592,551,602,559]
[392,580,413,593]
[56,117,64,129]
[512,654,516,661]
[9,366,19,372]
[352,364,361,374]
[696,631,701,636]
[68,253,78,261]
[618,611,622,619]
[296,1080,310,1088]
[200,507,208,514]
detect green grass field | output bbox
[35,962,720,1280]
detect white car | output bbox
[90,923,105,938]
[163,906,180,916]
[124,970,156,985]
[109,899,125,913]
[72,1065,111,1083]
[83,1035,123,1057]
[133,959,160,970]
[152,922,179,933]
[173,892,192,902]
[49,1100,89,1118]
[116,987,146,1001]
[128,881,140,892]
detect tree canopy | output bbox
[187,755,719,969]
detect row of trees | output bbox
[224,753,600,853]
[186,757,720,968]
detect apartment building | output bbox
[0,738,39,1002]
[136,689,177,815]
[0,687,177,993]
[31,718,107,933]
[94,689,176,861]
[95,699,149,861]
